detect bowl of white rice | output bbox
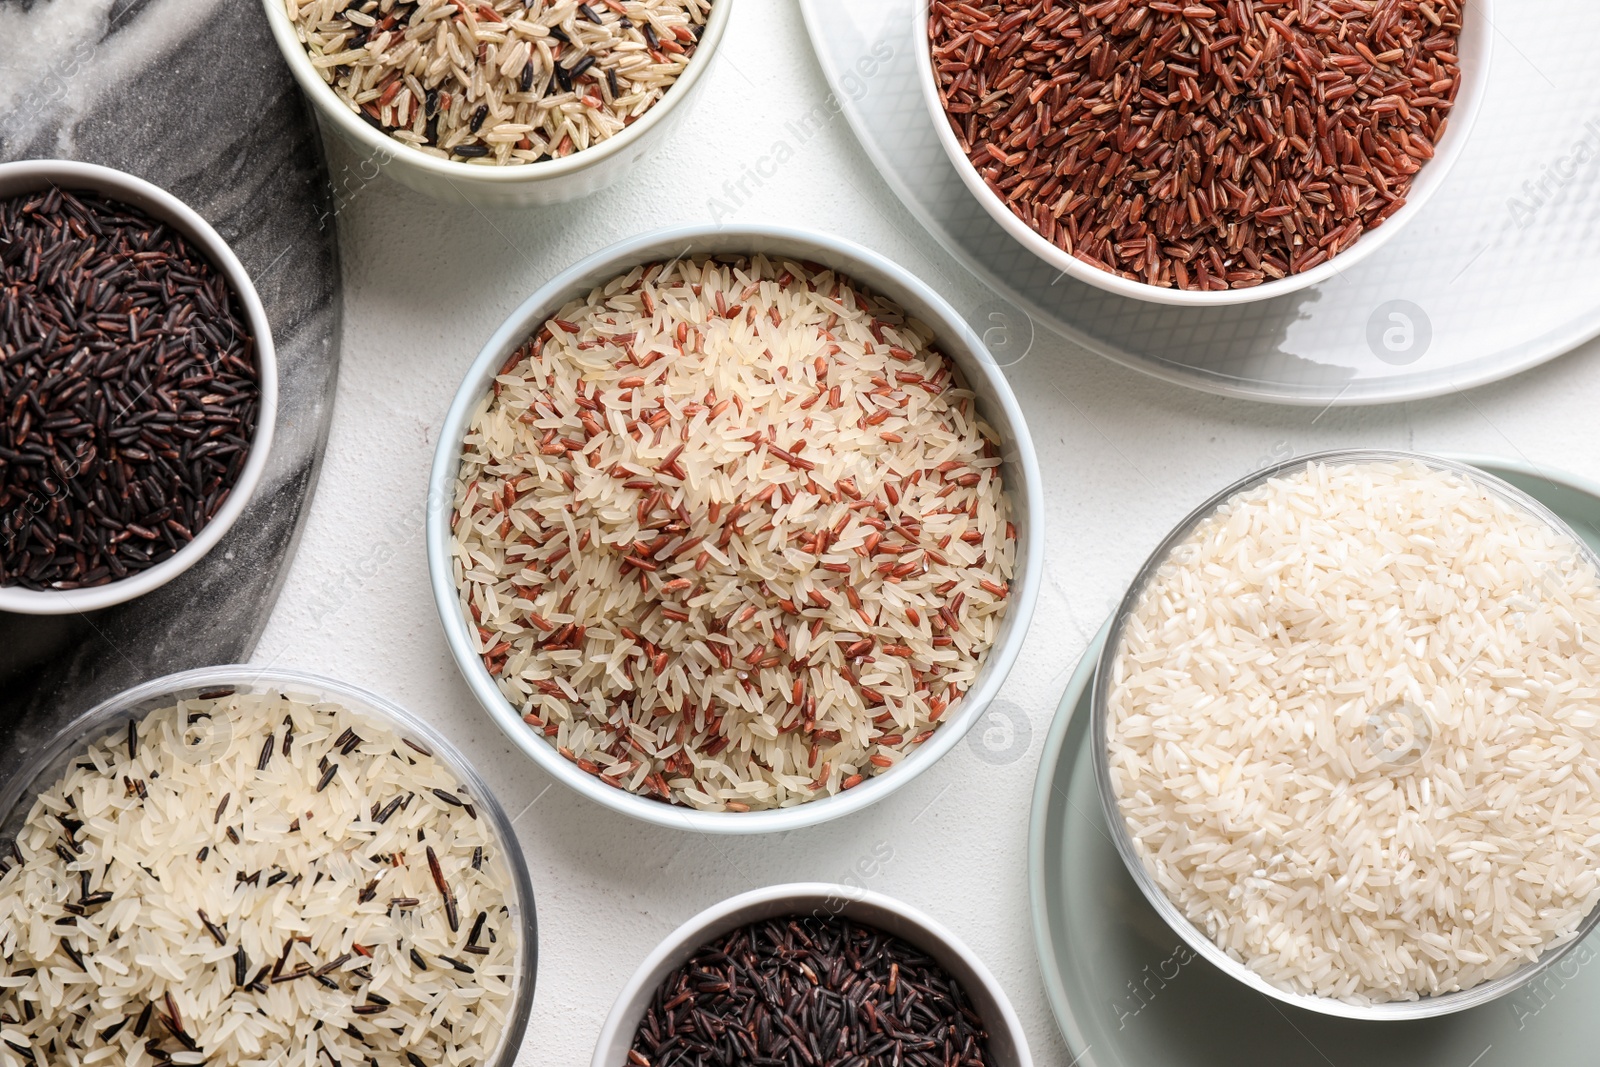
[1094,450,1600,1019]
[427,224,1042,834]
[0,667,536,1065]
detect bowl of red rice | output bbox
[915,0,1492,306]
[264,0,732,207]
[426,224,1043,832]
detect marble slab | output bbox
[0,0,340,774]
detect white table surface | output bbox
[252,3,1600,1062]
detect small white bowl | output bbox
[262,0,733,208]
[914,1,1492,307]
[0,160,277,616]
[426,224,1043,834]
[591,883,1033,1067]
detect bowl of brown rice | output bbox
[0,666,536,1064]
[1093,449,1600,1018]
[916,0,1492,306]
[427,224,1043,833]
[264,0,731,207]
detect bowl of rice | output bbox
[916,0,1491,306]
[591,882,1034,1066]
[0,666,536,1064]
[1093,450,1600,1019]
[427,224,1042,833]
[264,0,731,207]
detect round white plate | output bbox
[799,0,1600,405]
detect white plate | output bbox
[799,0,1600,405]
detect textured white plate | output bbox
[800,0,1600,405]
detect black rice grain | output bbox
[629,914,992,1067]
[0,187,259,589]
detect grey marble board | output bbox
[0,0,340,768]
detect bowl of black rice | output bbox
[0,159,277,614]
[590,882,1032,1066]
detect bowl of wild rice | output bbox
[0,666,536,1065]
[264,0,731,207]
[0,160,277,614]
[1094,450,1600,1019]
[590,882,1033,1066]
[917,0,1492,305]
[427,224,1042,832]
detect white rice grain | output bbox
[1108,458,1600,1003]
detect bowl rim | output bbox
[0,664,539,1065]
[911,0,1494,307]
[588,881,1034,1067]
[425,221,1044,834]
[260,0,734,185]
[0,159,279,615]
[1089,447,1600,1019]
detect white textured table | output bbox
[253,3,1600,1063]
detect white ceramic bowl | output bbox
[1090,449,1600,1019]
[0,160,278,615]
[426,223,1043,833]
[591,883,1033,1067]
[262,0,733,208]
[914,1,1492,307]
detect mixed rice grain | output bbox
[451,255,1016,811]
[0,691,521,1065]
[286,0,712,164]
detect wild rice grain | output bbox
[0,691,520,1065]
[630,914,993,1067]
[286,0,713,165]
[0,189,261,589]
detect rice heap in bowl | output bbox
[0,690,520,1065]
[285,0,712,165]
[451,254,1016,811]
[1106,457,1600,1003]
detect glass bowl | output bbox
[1090,449,1600,1020]
[0,665,537,1064]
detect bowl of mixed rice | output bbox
[0,666,537,1065]
[427,224,1043,832]
[264,0,731,207]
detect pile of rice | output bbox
[1107,458,1600,1003]
[451,254,1016,811]
[0,689,520,1065]
[286,0,711,165]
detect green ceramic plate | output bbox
[1029,455,1600,1067]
